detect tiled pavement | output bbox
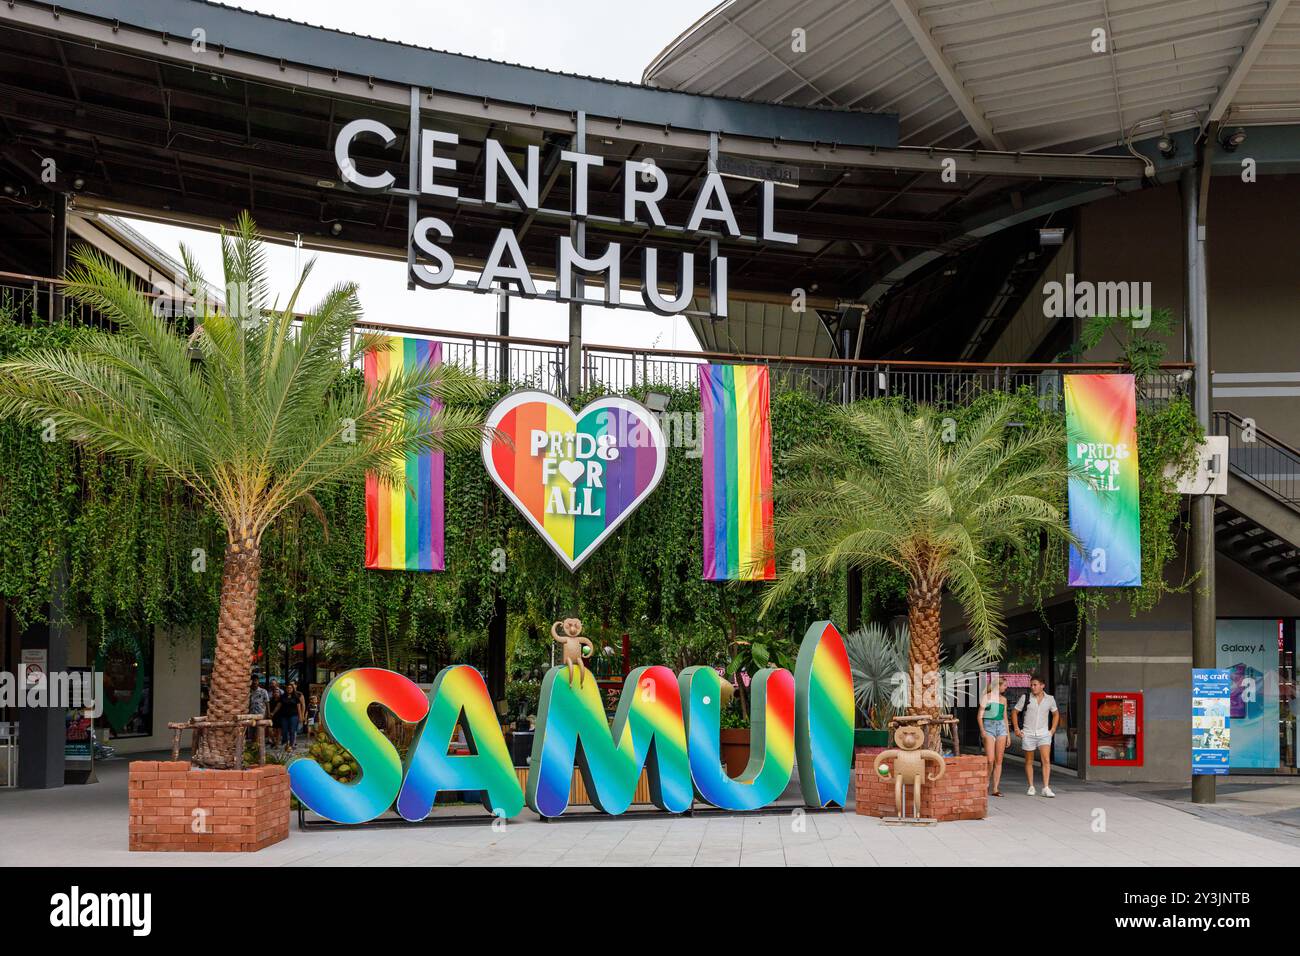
[2,757,1296,866]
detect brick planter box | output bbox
[854,748,988,822]
[128,760,290,852]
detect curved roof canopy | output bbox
[646,0,1300,153]
[0,0,1227,360]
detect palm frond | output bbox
[0,214,492,546]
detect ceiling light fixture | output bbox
[1220,127,1247,152]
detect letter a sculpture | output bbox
[872,719,945,825]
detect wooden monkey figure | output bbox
[872,724,946,819]
[551,618,593,688]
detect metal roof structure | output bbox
[0,0,1277,361]
[645,0,1300,154]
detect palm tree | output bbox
[843,620,997,738]
[765,399,1076,743]
[0,213,491,768]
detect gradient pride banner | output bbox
[1065,373,1141,587]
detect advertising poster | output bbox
[1215,619,1280,770]
[64,709,94,762]
[1192,668,1232,775]
[1064,373,1141,587]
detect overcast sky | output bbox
[128,0,718,351]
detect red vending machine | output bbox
[1090,692,1143,766]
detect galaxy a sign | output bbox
[288,621,853,823]
[333,118,799,317]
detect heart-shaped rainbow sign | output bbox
[483,390,667,570]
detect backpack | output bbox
[1014,693,1034,731]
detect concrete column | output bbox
[18,196,72,788]
[18,568,69,789]
[1182,166,1216,804]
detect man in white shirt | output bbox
[1011,675,1059,797]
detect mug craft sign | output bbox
[482,390,666,570]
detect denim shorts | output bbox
[982,719,1008,739]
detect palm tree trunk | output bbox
[194,534,261,769]
[907,580,943,751]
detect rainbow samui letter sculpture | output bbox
[680,664,795,811]
[287,668,432,825]
[527,664,692,816]
[289,621,855,823]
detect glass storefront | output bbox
[92,622,154,740]
[958,602,1080,769]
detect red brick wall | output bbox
[128,761,291,852]
[854,748,988,822]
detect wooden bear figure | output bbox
[872,723,946,819]
[551,618,593,688]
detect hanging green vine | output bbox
[0,312,1200,696]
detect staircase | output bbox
[1211,411,1300,598]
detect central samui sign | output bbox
[288,621,854,822]
[333,118,800,318]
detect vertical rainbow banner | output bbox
[1065,373,1141,587]
[364,337,444,571]
[701,364,775,580]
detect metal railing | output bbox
[0,271,118,330]
[1212,411,1300,508]
[370,324,1191,411]
[2,270,1193,409]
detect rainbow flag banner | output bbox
[1065,373,1141,587]
[364,337,445,571]
[701,364,775,581]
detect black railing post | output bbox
[495,287,509,385]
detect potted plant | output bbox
[844,621,998,750]
[719,630,797,775]
[718,698,750,777]
[844,622,902,748]
[0,214,490,850]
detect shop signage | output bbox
[1191,668,1231,775]
[20,649,46,689]
[481,391,666,570]
[334,119,800,318]
[288,621,854,823]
